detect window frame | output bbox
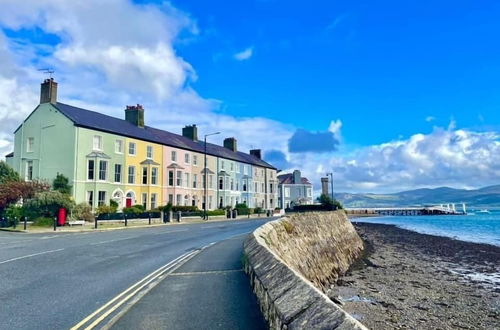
[93,135,103,151]
[26,137,34,153]
[87,159,95,181]
[128,142,136,156]
[115,140,123,154]
[146,145,153,159]
[114,164,122,183]
[128,166,136,184]
[98,160,108,181]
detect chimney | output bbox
[321,177,329,195]
[40,78,58,104]
[293,170,301,184]
[223,137,237,152]
[182,125,198,141]
[125,104,145,128]
[250,149,261,159]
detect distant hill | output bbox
[334,185,500,208]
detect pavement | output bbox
[0,217,274,330]
[110,234,267,330]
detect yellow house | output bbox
[124,137,163,210]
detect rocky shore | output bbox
[327,222,500,330]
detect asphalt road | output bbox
[0,218,273,330]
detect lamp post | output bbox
[204,132,220,220]
[326,172,334,201]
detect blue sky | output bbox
[0,0,499,193]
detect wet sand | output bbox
[327,222,500,330]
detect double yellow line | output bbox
[71,249,200,330]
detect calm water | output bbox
[353,211,500,247]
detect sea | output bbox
[352,210,500,247]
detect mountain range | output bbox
[334,185,500,208]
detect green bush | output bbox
[73,203,94,222]
[52,173,72,194]
[96,205,116,215]
[24,191,75,218]
[123,206,144,214]
[235,203,248,209]
[109,199,119,210]
[159,203,173,212]
[132,204,145,211]
[254,207,263,214]
[171,205,198,212]
[205,209,226,216]
[33,217,55,227]
[4,205,24,227]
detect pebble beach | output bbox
[327,222,500,330]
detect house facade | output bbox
[278,170,313,209]
[6,79,278,211]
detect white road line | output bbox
[71,250,199,330]
[90,237,137,246]
[0,248,65,265]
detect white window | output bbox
[115,140,123,154]
[114,164,122,183]
[230,162,234,171]
[184,173,190,188]
[209,175,214,189]
[151,167,158,185]
[193,155,198,166]
[307,188,312,197]
[193,174,197,188]
[176,171,182,186]
[142,167,148,185]
[98,191,106,206]
[93,135,103,151]
[99,160,107,181]
[285,187,290,198]
[128,142,136,155]
[128,166,135,184]
[87,191,93,207]
[176,194,181,206]
[26,137,34,152]
[87,159,95,180]
[221,161,225,170]
[25,161,33,181]
[151,193,157,209]
[142,193,148,209]
[244,165,248,175]
[168,170,174,186]
[185,153,190,164]
[147,145,153,159]
[171,150,177,162]
[168,194,174,204]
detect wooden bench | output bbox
[68,220,85,226]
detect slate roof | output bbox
[278,173,312,185]
[5,152,14,157]
[53,102,275,169]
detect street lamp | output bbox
[326,172,334,201]
[204,131,220,220]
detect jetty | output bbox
[347,203,466,216]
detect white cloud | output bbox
[425,116,435,122]
[0,1,288,160]
[234,47,253,61]
[293,124,500,193]
[328,119,342,142]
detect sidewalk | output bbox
[0,214,275,234]
[110,234,267,330]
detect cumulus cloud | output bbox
[0,1,290,159]
[293,124,500,193]
[288,126,340,153]
[234,47,253,61]
[425,116,436,122]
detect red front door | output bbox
[126,198,132,208]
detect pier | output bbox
[347,203,466,216]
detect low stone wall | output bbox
[244,211,366,329]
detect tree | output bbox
[0,161,20,184]
[319,194,343,210]
[0,180,49,213]
[52,173,72,194]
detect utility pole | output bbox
[326,172,334,200]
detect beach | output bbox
[327,222,500,329]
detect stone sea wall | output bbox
[244,211,366,329]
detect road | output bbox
[0,218,273,330]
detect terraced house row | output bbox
[5,79,278,211]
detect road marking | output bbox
[71,249,200,330]
[0,248,64,265]
[90,236,138,246]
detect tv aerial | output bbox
[38,68,55,78]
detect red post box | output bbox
[57,208,67,226]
